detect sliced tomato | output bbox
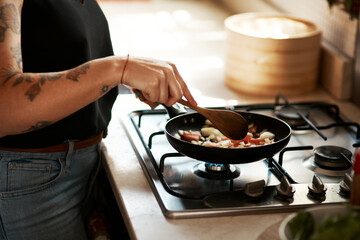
[182,131,202,142]
[240,133,252,143]
[222,133,251,144]
[249,138,265,145]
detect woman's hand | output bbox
[120,56,197,108]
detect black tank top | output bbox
[0,0,118,148]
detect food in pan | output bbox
[175,120,275,148]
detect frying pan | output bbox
[164,105,291,164]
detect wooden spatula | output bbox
[178,99,248,140]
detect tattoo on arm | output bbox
[22,63,89,101]
[102,85,109,94]
[47,73,63,81]
[0,3,21,42]
[10,43,22,69]
[12,73,65,101]
[25,82,41,101]
[12,74,32,87]
[23,121,52,133]
[8,64,89,102]
[66,64,90,82]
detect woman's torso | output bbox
[0,0,118,148]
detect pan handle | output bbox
[161,103,187,118]
[132,89,188,118]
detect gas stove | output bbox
[121,94,360,219]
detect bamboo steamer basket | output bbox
[224,13,322,97]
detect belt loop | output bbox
[65,140,75,171]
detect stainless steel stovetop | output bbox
[121,95,360,219]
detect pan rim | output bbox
[165,111,292,150]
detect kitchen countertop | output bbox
[99,1,360,239]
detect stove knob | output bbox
[276,176,295,199]
[244,180,265,198]
[308,175,327,197]
[339,173,352,197]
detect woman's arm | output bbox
[0,0,125,137]
[0,0,196,138]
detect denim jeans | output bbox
[0,142,101,240]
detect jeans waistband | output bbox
[0,133,103,153]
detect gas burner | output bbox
[303,145,352,177]
[275,106,310,127]
[314,146,352,168]
[205,162,229,172]
[193,163,240,180]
